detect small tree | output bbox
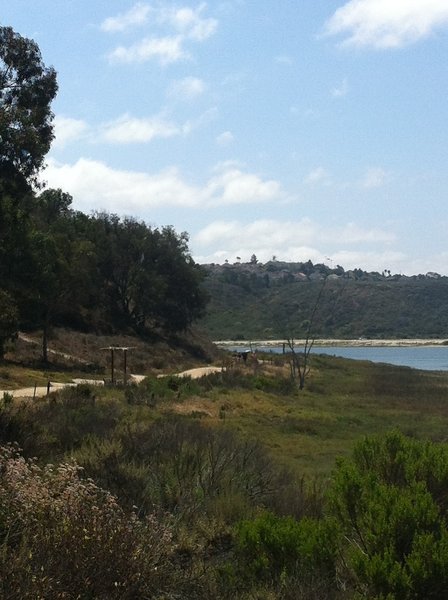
[285,278,327,390]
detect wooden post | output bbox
[110,348,115,384]
[101,346,134,385]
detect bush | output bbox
[330,431,448,599]
[0,443,191,599]
[138,374,201,403]
[229,511,339,595]
[194,369,296,396]
[115,417,287,519]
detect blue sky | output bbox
[3,0,448,274]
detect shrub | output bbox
[0,443,190,599]
[115,417,286,519]
[330,431,448,599]
[1,391,14,407]
[231,511,338,593]
[194,369,296,396]
[138,374,201,402]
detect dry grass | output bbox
[1,327,222,389]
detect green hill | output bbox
[199,260,448,340]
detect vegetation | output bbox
[0,26,57,183]
[330,431,448,598]
[0,26,208,363]
[1,362,448,598]
[200,261,448,340]
[3,23,448,599]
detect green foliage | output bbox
[194,368,296,396]
[229,512,339,598]
[102,416,288,519]
[2,357,448,597]
[330,431,448,599]
[235,512,338,579]
[0,25,208,354]
[1,391,13,407]
[0,26,57,183]
[201,263,448,339]
[1,193,208,346]
[92,214,207,333]
[0,289,18,358]
[0,181,36,311]
[138,374,202,402]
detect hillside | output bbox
[199,260,448,340]
[0,326,221,392]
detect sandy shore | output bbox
[215,339,448,348]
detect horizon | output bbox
[202,256,444,278]
[3,1,448,275]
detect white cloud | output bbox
[193,218,396,265]
[361,166,388,188]
[182,106,218,135]
[101,3,151,32]
[160,4,218,41]
[332,77,349,97]
[42,158,284,213]
[52,116,89,149]
[43,158,202,213]
[216,131,234,146]
[193,218,322,264]
[336,222,395,243]
[398,252,448,276]
[323,0,448,49]
[304,167,331,185]
[195,219,317,248]
[330,249,409,273]
[54,108,216,147]
[205,166,282,205]
[168,76,206,100]
[99,114,181,143]
[108,35,186,65]
[105,3,217,65]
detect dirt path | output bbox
[174,366,223,379]
[0,367,223,399]
[0,382,76,399]
[18,333,93,365]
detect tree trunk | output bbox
[42,318,49,363]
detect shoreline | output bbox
[214,339,448,348]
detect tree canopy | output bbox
[0,26,57,185]
[0,27,207,359]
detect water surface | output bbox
[222,344,448,371]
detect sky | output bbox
[2,0,448,275]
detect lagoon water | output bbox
[309,346,448,371]
[225,345,448,371]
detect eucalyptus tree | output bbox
[0,26,58,358]
[0,26,57,185]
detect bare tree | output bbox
[285,272,350,390]
[286,278,327,390]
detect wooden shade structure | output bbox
[100,346,135,385]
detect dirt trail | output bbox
[175,366,223,378]
[0,367,223,399]
[1,333,223,398]
[18,333,93,365]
